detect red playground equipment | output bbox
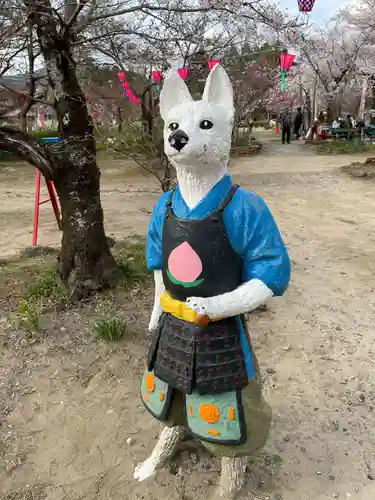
[32,137,61,246]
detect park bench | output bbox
[323,127,361,139]
[321,125,375,140]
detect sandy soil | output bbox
[1,133,375,500]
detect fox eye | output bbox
[199,120,213,130]
[168,122,179,131]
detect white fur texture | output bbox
[186,279,273,319]
[159,65,234,209]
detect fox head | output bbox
[159,64,234,173]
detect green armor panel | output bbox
[141,369,172,421]
[184,389,245,445]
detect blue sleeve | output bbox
[145,192,170,271]
[224,189,291,296]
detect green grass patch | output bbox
[26,268,66,300]
[30,128,59,139]
[26,269,60,299]
[1,258,67,337]
[14,299,41,337]
[315,140,375,155]
[115,242,150,287]
[92,316,127,342]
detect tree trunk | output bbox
[19,0,119,298]
[325,100,334,125]
[19,97,33,133]
[117,106,122,132]
[370,77,375,125]
[53,156,118,299]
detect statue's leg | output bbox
[134,425,185,481]
[216,456,248,498]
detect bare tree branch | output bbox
[0,127,55,178]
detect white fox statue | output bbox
[134,64,291,498]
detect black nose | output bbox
[168,129,189,152]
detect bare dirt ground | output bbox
[1,132,375,500]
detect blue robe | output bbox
[146,174,291,380]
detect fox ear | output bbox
[159,70,193,121]
[202,64,233,120]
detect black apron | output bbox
[147,184,249,395]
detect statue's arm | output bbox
[186,192,290,320]
[148,270,165,332]
[186,279,273,320]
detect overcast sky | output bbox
[278,0,347,24]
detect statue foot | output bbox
[133,458,157,482]
[217,456,248,498]
[133,425,185,482]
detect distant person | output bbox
[249,116,254,134]
[340,116,349,129]
[294,107,303,139]
[347,114,356,139]
[357,115,366,140]
[332,119,340,129]
[280,109,292,144]
[357,116,365,129]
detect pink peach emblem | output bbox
[168,242,203,282]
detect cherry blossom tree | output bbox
[344,0,375,121]
[291,15,371,122]
[0,0,300,298]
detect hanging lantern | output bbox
[279,52,296,94]
[152,70,163,83]
[297,0,315,13]
[152,70,163,94]
[208,60,220,70]
[279,53,296,71]
[177,68,188,80]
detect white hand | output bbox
[186,296,220,319]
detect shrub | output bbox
[26,268,66,300]
[92,317,127,342]
[15,299,41,336]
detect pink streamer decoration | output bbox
[152,70,163,82]
[208,60,220,70]
[117,69,140,105]
[177,68,188,80]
